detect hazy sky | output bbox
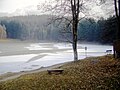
[0,0,114,18]
[0,0,45,13]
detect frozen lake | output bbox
[0,40,113,74]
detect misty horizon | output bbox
[0,0,115,19]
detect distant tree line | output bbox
[0,15,117,44]
[0,15,60,41]
[78,16,117,44]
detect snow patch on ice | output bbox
[54,43,72,49]
[25,43,53,50]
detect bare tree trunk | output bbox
[117,0,120,58]
[114,0,120,58]
[114,0,120,39]
[72,23,78,61]
[71,0,79,61]
[73,42,78,61]
[118,0,120,39]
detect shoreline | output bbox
[0,62,67,82]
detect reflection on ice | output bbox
[0,54,38,63]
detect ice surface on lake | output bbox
[0,43,113,74]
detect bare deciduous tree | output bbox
[39,0,89,61]
[39,0,106,61]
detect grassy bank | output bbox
[0,55,120,90]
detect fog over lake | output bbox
[0,40,113,74]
